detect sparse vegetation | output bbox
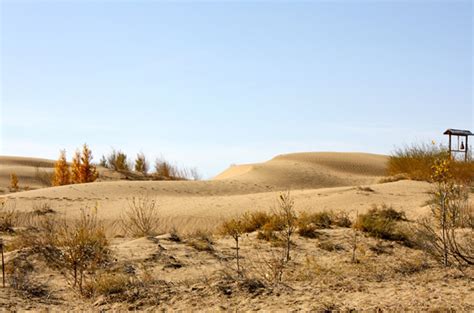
[10,173,19,192]
[0,200,17,232]
[220,217,245,276]
[411,155,474,267]
[106,149,130,171]
[354,204,407,242]
[387,143,473,183]
[120,196,160,237]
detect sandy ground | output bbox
[0,152,473,311]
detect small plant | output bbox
[120,196,160,237]
[220,217,245,276]
[275,191,297,262]
[9,173,19,192]
[0,200,17,232]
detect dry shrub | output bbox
[241,211,272,233]
[220,218,244,275]
[333,211,352,228]
[354,205,408,242]
[154,158,200,181]
[32,202,55,216]
[120,196,160,237]
[10,173,19,192]
[83,273,129,298]
[0,200,18,232]
[7,209,109,295]
[187,229,215,252]
[55,210,110,293]
[387,143,473,183]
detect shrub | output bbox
[0,200,17,232]
[56,210,109,294]
[354,205,407,242]
[187,229,215,252]
[52,150,71,186]
[333,211,352,228]
[387,143,473,184]
[411,157,474,266]
[241,211,272,233]
[120,196,160,237]
[83,273,129,298]
[9,173,19,192]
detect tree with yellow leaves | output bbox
[71,150,82,184]
[52,150,71,186]
[79,144,98,183]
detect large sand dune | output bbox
[1,152,437,233]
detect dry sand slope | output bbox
[1,152,435,233]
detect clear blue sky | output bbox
[1,0,472,178]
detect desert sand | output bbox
[0,152,472,311]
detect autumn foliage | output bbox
[52,144,98,186]
[53,150,71,186]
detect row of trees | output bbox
[53,144,98,186]
[99,149,200,180]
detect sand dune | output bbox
[1,152,439,234]
[215,152,388,189]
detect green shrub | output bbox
[354,205,407,242]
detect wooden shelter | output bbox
[443,129,473,161]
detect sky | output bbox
[0,0,472,178]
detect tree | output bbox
[79,144,98,183]
[134,153,149,175]
[220,217,245,276]
[71,150,82,184]
[10,173,19,192]
[107,149,129,171]
[414,153,474,267]
[52,150,71,186]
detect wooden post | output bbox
[0,239,4,288]
[448,134,452,158]
[466,135,469,162]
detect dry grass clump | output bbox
[6,251,49,298]
[354,204,408,242]
[387,143,473,183]
[83,273,129,298]
[379,173,410,184]
[297,211,352,238]
[240,211,272,233]
[186,229,215,252]
[0,200,18,232]
[120,196,160,237]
